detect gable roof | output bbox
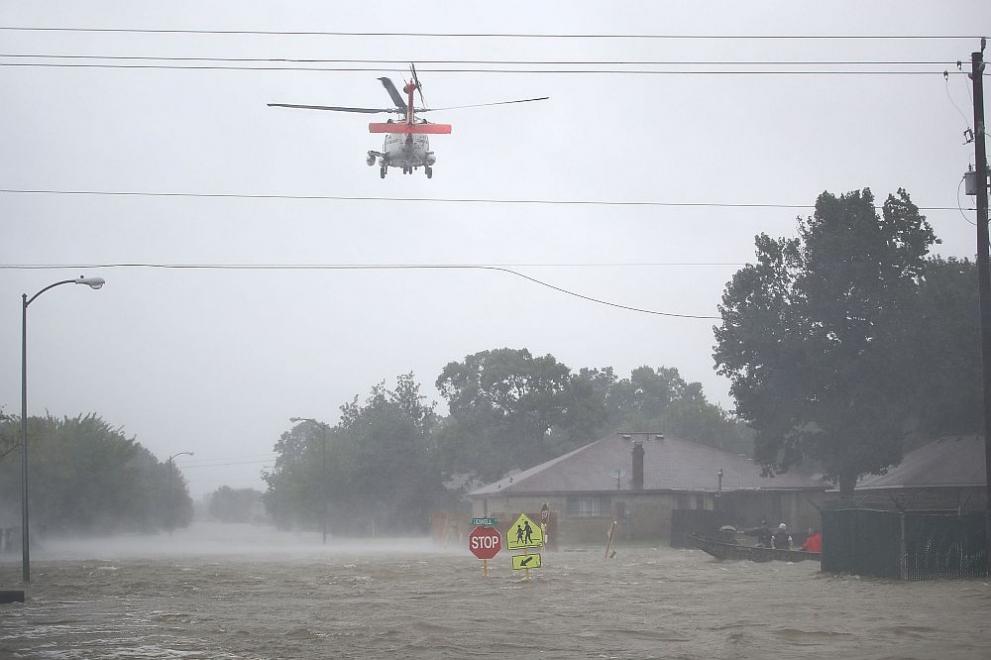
[470,433,828,497]
[856,435,986,490]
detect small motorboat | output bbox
[689,533,820,563]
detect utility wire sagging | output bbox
[0,188,970,211]
[0,26,983,39]
[0,62,977,75]
[0,54,964,66]
[0,262,723,319]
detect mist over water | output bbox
[3,525,990,659]
[9,522,442,562]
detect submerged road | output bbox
[1,525,989,659]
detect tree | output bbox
[435,348,572,480]
[208,486,266,523]
[264,373,444,534]
[0,413,193,533]
[714,188,938,493]
[901,256,981,441]
[263,419,338,529]
[437,349,752,481]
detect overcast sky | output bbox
[1,1,987,496]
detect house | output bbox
[852,435,987,512]
[468,432,829,545]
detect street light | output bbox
[20,276,105,585]
[290,417,329,544]
[166,451,194,535]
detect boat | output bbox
[689,533,820,563]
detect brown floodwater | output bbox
[1,524,989,659]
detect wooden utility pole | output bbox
[970,47,990,573]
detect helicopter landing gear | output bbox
[379,166,387,179]
[366,154,376,167]
[425,166,433,179]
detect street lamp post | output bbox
[20,276,105,585]
[290,417,329,544]
[166,451,194,535]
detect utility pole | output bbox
[321,427,328,545]
[970,45,991,574]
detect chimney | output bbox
[632,439,644,490]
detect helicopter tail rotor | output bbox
[410,62,428,109]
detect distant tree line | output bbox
[714,188,980,494]
[206,486,266,523]
[263,355,751,533]
[0,413,194,534]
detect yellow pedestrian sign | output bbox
[506,513,543,550]
[512,553,541,570]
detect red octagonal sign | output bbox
[468,525,502,560]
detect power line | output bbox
[181,459,275,469]
[0,188,969,211]
[1,261,745,269]
[0,262,723,319]
[0,54,961,66]
[0,62,969,75]
[0,27,982,39]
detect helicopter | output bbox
[269,64,548,179]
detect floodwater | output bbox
[1,524,989,659]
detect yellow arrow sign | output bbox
[512,553,542,570]
[506,513,543,550]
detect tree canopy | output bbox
[265,353,749,533]
[0,413,193,533]
[435,349,751,481]
[207,486,266,523]
[264,374,446,533]
[713,188,972,493]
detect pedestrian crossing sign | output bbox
[506,513,543,550]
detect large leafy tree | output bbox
[0,413,193,533]
[435,348,572,479]
[714,188,938,493]
[436,349,751,481]
[264,373,444,533]
[901,256,980,441]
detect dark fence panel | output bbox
[821,508,902,578]
[822,508,987,579]
[904,512,986,580]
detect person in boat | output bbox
[744,520,773,547]
[801,528,822,553]
[772,523,792,550]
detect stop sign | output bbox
[468,526,502,560]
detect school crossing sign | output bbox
[506,513,543,550]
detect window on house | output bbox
[566,495,610,517]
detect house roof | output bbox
[469,433,828,497]
[856,435,986,490]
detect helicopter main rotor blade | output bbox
[377,77,408,111]
[268,103,397,114]
[418,96,550,112]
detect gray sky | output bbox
[1,1,987,495]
